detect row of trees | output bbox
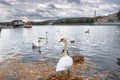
[117,9,120,20]
[29,17,94,25]
[53,18,94,25]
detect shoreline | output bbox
[94,22,120,25]
[0,25,13,29]
[0,56,119,80]
[1,22,120,29]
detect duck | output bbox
[71,54,84,62]
[56,38,73,76]
[85,29,90,33]
[70,40,75,44]
[61,49,84,62]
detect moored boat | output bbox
[24,21,32,28]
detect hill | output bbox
[95,10,120,23]
[30,17,94,25]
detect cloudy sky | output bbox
[0,0,120,21]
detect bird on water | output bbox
[85,29,90,33]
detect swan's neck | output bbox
[63,41,68,56]
[46,33,48,38]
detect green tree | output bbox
[117,9,120,20]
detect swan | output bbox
[56,38,73,76]
[46,31,48,38]
[37,31,48,39]
[32,37,41,48]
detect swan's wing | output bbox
[56,56,73,71]
[32,40,39,46]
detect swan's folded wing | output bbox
[56,56,73,71]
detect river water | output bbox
[0,25,120,71]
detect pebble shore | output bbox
[0,56,119,80]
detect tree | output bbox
[117,9,120,20]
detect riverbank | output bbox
[0,25,24,29]
[0,56,119,80]
[0,25,13,28]
[94,22,120,26]
[0,22,120,30]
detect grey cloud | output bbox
[67,0,80,4]
[12,12,42,19]
[102,0,120,5]
[0,0,12,6]
[77,9,84,12]
[48,4,56,9]
[0,0,120,21]
[17,0,54,4]
[36,9,45,12]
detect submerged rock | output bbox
[117,58,120,64]
[107,69,120,80]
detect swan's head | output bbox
[38,37,41,43]
[59,38,67,42]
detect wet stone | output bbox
[107,71,120,80]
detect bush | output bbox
[117,9,120,20]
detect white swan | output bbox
[46,31,48,39]
[32,37,41,47]
[56,38,73,75]
[36,31,48,40]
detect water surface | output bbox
[0,25,120,71]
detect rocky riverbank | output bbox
[0,56,119,80]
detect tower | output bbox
[94,10,96,22]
